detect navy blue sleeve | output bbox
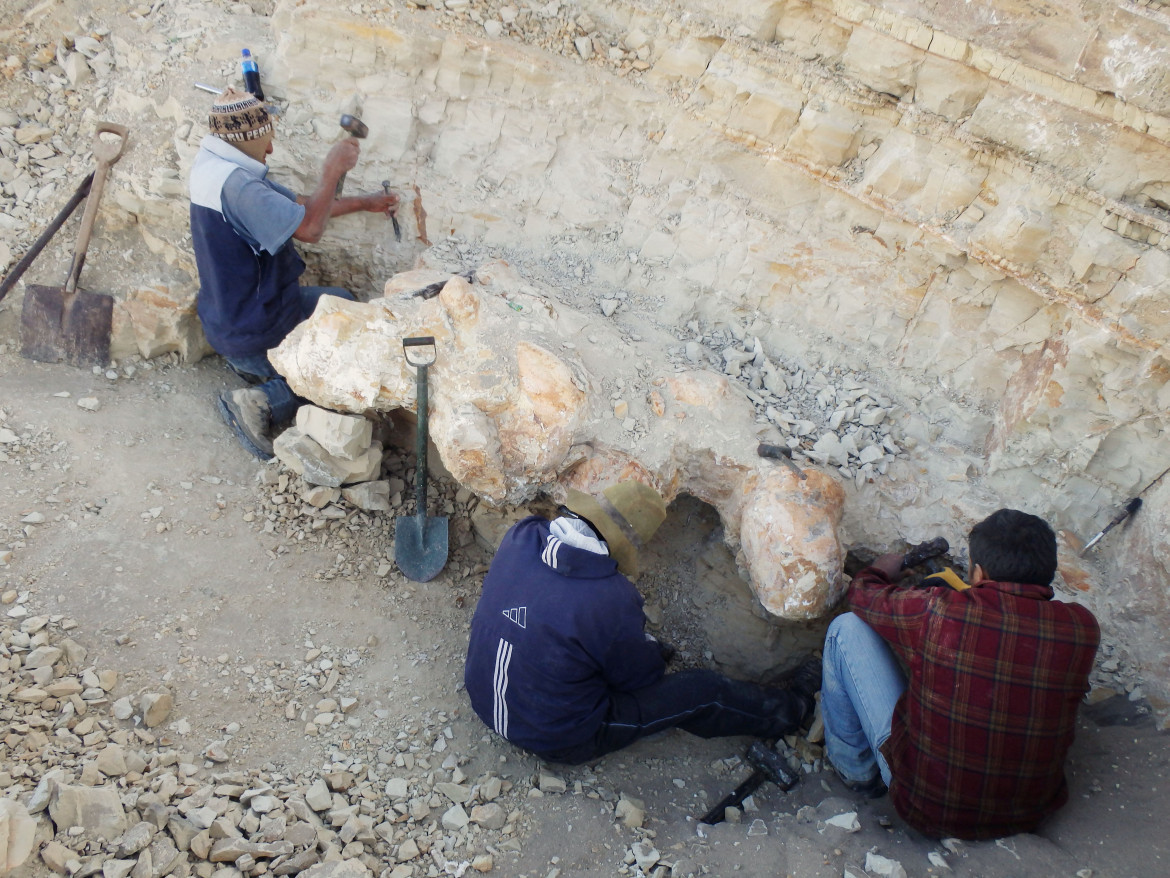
[596,584,665,692]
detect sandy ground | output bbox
[0,333,1167,878]
[2,1,1168,875]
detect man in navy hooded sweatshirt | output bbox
[464,480,820,765]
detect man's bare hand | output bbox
[870,552,908,582]
[323,139,361,178]
[363,191,399,215]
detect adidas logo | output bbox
[502,606,527,628]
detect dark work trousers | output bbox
[534,669,810,765]
[224,286,353,423]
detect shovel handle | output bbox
[403,335,437,366]
[92,121,130,165]
[404,336,437,519]
[0,172,93,302]
[65,121,130,296]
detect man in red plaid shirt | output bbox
[820,509,1100,840]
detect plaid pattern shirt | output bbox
[849,569,1100,839]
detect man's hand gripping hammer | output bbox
[335,114,368,197]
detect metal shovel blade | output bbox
[20,284,114,368]
[395,514,449,583]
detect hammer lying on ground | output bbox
[700,740,799,825]
[335,114,368,197]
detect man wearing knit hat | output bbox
[464,480,821,764]
[189,88,398,459]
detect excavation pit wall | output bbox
[192,1,1170,719]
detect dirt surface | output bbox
[1,344,1168,878]
[2,1,1169,877]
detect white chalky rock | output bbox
[24,645,61,668]
[865,852,908,878]
[62,53,92,85]
[48,783,127,838]
[538,771,567,793]
[305,780,332,811]
[825,811,860,832]
[631,842,660,871]
[614,795,645,829]
[738,468,846,620]
[396,838,419,862]
[140,692,173,727]
[0,799,36,872]
[341,481,390,512]
[274,429,382,488]
[298,860,372,878]
[469,803,506,830]
[295,406,372,460]
[441,804,469,830]
[95,744,127,777]
[436,782,471,804]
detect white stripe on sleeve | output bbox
[492,638,513,738]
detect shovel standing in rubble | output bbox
[395,336,449,582]
[187,88,398,459]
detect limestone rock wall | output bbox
[259,0,1169,716]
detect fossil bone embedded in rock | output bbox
[269,261,849,621]
[738,468,847,621]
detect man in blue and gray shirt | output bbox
[189,88,397,459]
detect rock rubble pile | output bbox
[416,0,658,75]
[670,320,904,490]
[3,590,768,878]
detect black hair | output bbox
[968,509,1058,586]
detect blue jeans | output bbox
[223,286,353,423]
[821,612,907,786]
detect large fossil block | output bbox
[270,262,846,620]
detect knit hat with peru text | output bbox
[208,87,272,144]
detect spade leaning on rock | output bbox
[188,88,399,460]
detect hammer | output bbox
[757,442,806,480]
[700,741,799,824]
[382,180,401,241]
[335,114,368,197]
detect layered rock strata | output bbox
[262,0,1168,717]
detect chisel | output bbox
[1081,498,1143,555]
